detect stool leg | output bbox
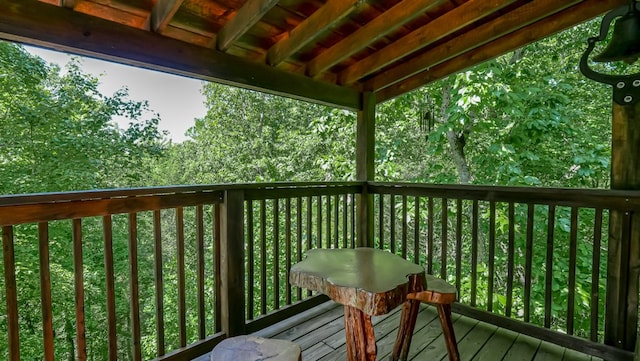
[437,304,459,361]
[344,305,376,361]
[391,299,420,361]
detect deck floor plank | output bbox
[195,301,601,361]
[562,348,593,361]
[455,319,499,360]
[471,327,519,361]
[410,313,479,361]
[534,341,566,361]
[503,333,542,361]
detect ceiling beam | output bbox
[217,0,279,52]
[266,0,361,67]
[0,0,361,110]
[375,0,628,103]
[306,0,446,78]
[338,0,520,85]
[150,0,185,33]
[366,0,582,92]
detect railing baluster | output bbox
[285,198,292,305]
[402,195,408,259]
[441,198,448,279]
[196,205,206,339]
[488,201,496,312]
[72,219,87,360]
[247,201,255,320]
[128,213,142,361]
[427,197,434,274]
[524,204,534,323]
[334,194,339,249]
[152,210,165,355]
[591,208,603,342]
[544,205,555,329]
[568,207,578,335]
[317,196,323,249]
[378,194,384,250]
[38,222,54,361]
[260,200,267,316]
[456,199,462,293]
[103,215,117,360]
[326,195,331,248]
[506,203,515,318]
[343,194,348,249]
[176,207,186,347]
[214,203,222,333]
[306,196,312,297]
[351,194,356,248]
[273,199,280,310]
[471,200,478,307]
[296,197,303,301]
[3,225,20,361]
[390,195,396,254]
[414,197,420,265]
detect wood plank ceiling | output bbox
[0,0,628,110]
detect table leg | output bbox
[390,299,420,361]
[344,305,376,361]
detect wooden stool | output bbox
[210,335,301,361]
[407,275,459,361]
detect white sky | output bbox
[25,45,207,143]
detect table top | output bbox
[289,247,426,315]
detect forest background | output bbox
[0,17,627,360]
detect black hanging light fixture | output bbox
[580,0,640,104]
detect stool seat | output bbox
[210,335,301,361]
[406,274,460,361]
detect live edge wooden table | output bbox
[289,247,426,361]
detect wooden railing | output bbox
[0,185,229,361]
[0,182,362,361]
[369,182,640,360]
[1,182,639,360]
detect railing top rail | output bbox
[0,182,365,207]
[369,182,640,209]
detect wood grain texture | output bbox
[290,247,426,315]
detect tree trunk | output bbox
[441,80,472,184]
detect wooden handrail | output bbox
[2,182,639,360]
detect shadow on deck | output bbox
[198,301,603,361]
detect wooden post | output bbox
[605,101,640,351]
[220,190,246,336]
[356,92,375,248]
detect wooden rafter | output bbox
[366,0,581,92]
[150,0,185,34]
[0,0,360,110]
[73,1,148,29]
[266,0,362,67]
[306,0,445,78]
[20,0,622,104]
[375,0,628,102]
[338,0,520,85]
[217,0,279,52]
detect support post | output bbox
[220,190,246,336]
[356,92,375,248]
[605,101,640,351]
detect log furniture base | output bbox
[290,248,426,361]
[392,274,459,361]
[210,335,301,361]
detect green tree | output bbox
[147,83,356,185]
[0,42,167,360]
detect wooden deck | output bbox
[197,301,603,361]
